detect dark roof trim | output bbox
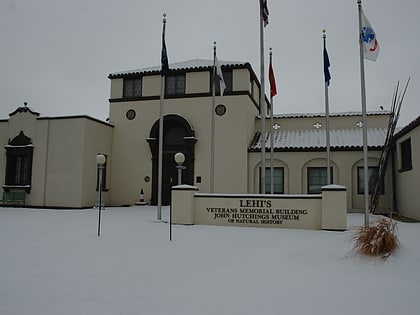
[37,115,114,127]
[110,90,252,103]
[108,61,254,79]
[195,193,322,200]
[393,116,420,140]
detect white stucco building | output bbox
[1,60,418,218]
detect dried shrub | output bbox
[352,217,399,259]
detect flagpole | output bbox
[357,0,370,227]
[157,13,167,221]
[210,41,216,193]
[259,1,266,194]
[269,48,274,194]
[323,30,331,185]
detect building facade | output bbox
[0,106,113,208]
[1,60,418,218]
[392,116,420,220]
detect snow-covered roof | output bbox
[109,59,247,77]
[249,128,388,151]
[394,115,420,140]
[271,111,390,119]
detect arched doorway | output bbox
[147,114,196,205]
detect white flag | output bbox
[215,56,226,96]
[361,10,380,61]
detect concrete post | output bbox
[171,185,198,225]
[321,185,347,231]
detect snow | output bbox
[249,128,388,151]
[1,206,419,315]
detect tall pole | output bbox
[269,48,274,194]
[97,165,103,237]
[323,31,331,185]
[157,14,167,221]
[157,74,164,220]
[357,1,370,227]
[210,42,216,193]
[259,1,266,194]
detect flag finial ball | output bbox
[213,41,216,46]
[322,29,326,34]
[163,13,167,18]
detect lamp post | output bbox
[174,152,186,185]
[170,152,186,242]
[96,153,106,237]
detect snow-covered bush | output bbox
[352,217,399,259]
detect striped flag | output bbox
[260,0,269,27]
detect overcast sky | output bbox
[1,0,418,126]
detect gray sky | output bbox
[1,0,418,126]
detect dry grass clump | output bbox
[352,217,399,259]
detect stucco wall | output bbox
[80,119,114,207]
[0,110,113,208]
[43,119,86,207]
[394,125,420,219]
[186,71,209,94]
[108,93,257,206]
[108,70,258,206]
[42,117,113,208]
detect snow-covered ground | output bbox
[1,206,419,315]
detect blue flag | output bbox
[323,47,331,86]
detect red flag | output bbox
[268,60,277,97]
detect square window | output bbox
[307,167,333,194]
[123,78,142,98]
[166,75,185,96]
[259,167,284,194]
[357,167,384,194]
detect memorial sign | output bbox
[194,195,322,229]
[171,185,347,231]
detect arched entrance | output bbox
[147,114,196,205]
